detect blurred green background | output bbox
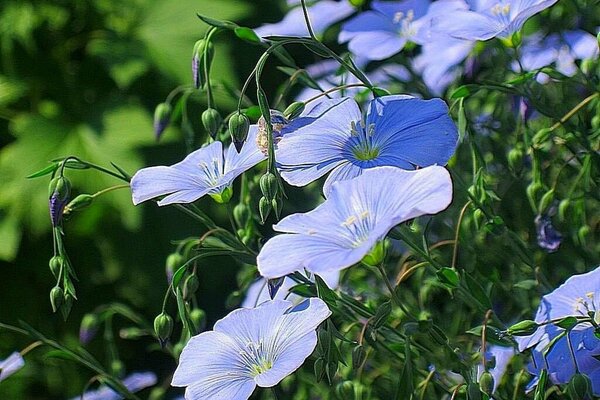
[0,0,284,398]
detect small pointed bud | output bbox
[578,225,591,246]
[229,112,250,152]
[507,147,523,172]
[192,39,214,89]
[538,189,555,214]
[201,108,223,139]
[558,199,570,222]
[49,255,64,278]
[526,182,543,211]
[532,127,552,148]
[473,208,485,229]
[283,101,305,119]
[153,102,172,140]
[154,313,174,347]
[479,371,495,396]
[64,194,94,215]
[271,197,283,220]
[566,373,593,400]
[507,319,538,336]
[352,345,367,370]
[48,176,71,226]
[259,196,271,224]
[259,172,278,201]
[165,253,183,284]
[79,313,100,344]
[50,286,64,313]
[183,274,200,301]
[189,308,207,333]
[233,203,250,227]
[61,293,74,320]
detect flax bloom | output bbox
[276,95,457,195]
[0,352,24,382]
[131,127,265,205]
[70,372,157,400]
[258,166,453,279]
[172,298,331,400]
[515,266,600,394]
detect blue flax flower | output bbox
[255,0,354,38]
[172,298,331,400]
[276,95,457,194]
[436,0,558,41]
[258,166,452,279]
[131,127,265,206]
[534,214,562,252]
[0,352,24,382]
[70,372,157,400]
[477,345,515,393]
[515,266,600,394]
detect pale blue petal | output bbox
[185,378,256,400]
[347,32,407,61]
[131,167,207,205]
[224,126,266,175]
[505,0,558,37]
[322,162,365,197]
[0,352,24,382]
[372,0,430,17]
[339,11,396,43]
[435,11,502,41]
[279,160,344,188]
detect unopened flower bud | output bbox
[165,253,183,284]
[64,194,94,215]
[526,182,543,211]
[48,176,71,226]
[558,199,570,222]
[271,197,282,220]
[183,274,200,301]
[532,127,552,147]
[154,313,174,347]
[507,147,523,172]
[61,293,74,320]
[538,189,555,214]
[566,373,592,400]
[233,203,250,227]
[283,101,305,119]
[153,102,172,139]
[578,225,591,246]
[479,371,494,396]
[260,172,278,201]
[190,308,207,333]
[229,112,250,152]
[259,196,271,224]
[507,319,538,336]
[79,313,100,344]
[201,108,222,139]
[352,345,366,370]
[192,39,214,89]
[50,286,64,313]
[49,255,64,278]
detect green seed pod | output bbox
[165,253,184,283]
[526,182,544,211]
[192,39,214,89]
[259,196,271,224]
[61,293,74,320]
[260,172,278,201]
[225,290,242,308]
[153,102,172,139]
[507,147,523,172]
[352,345,366,370]
[233,203,250,227]
[578,225,591,246]
[154,313,174,347]
[190,308,207,333]
[558,199,570,222]
[473,208,485,229]
[479,371,495,396]
[565,373,592,400]
[50,286,64,313]
[272,198,283,220]
[64,194,94,215]
[229,112,250,152]
[201,108,223,139]
[538,189,555,214]
[283,101,305,119]
[49,255,64,278]
[183,274,200,301]
[532,127,552,147]
[507,319,538,336]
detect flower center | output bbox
[491,3,510,16]
[393,9,416,38]
[341,210,372,247]
[239,341,274,378]
[349,121,380,162]
[198,157,222,186]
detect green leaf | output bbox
[196,13,238,30]
[43,349,78,362]
[394,340,413,400]
[26,162,59,179]
[436,267,460,288]
[534,369,548,400]
[315,274,338,307]
[234,27,260,43]
[451,84,477,99]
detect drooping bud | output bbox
[79,313,100,344]
[566,373,593,400]
[272,198,283,220]
[507,319,538,336]
[479,371,494,396]
[64,194,94,215]
[259,172,278,201]
[49,255,64,278]
[48,176,71,227]
[283,101,305,119]
[538,189,555,214]
[192,39,214,89]
[189,308,207,333]
[183,274,200,301]
[154,312,174,347]
[228,112,250,152]
[233,203,250,227]
[259,196,271,224]
[201,108,223,139]
[50,286,64,313]
[165,253,183,284]
[558,199,570,222]
[153,102,172,140]
[256,110,288,155]
[61,293,74,320]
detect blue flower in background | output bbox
[477,345,515,393]
[243,270,339,308]
[255,0,354,38]
[70,372,157,400]
[258,166,453,279]
[516,30,599,79]
[436,0,559,41]
[276,95,458,194]
[515,267,600,395]
[172,298,331,400]
[534,214,562,252]
[0,352,24,382]
[131,127,265,206]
